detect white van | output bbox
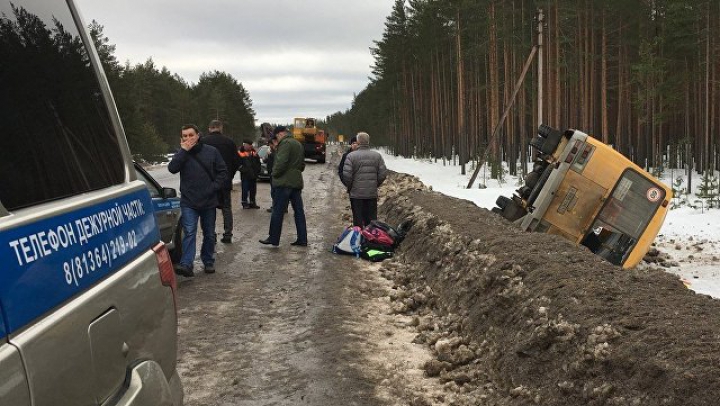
[0,1,183,405]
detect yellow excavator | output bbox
[292,117,326,163]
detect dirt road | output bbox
[175,153,434,405]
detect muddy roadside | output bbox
[377,172,720,406]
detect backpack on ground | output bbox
[332,226,363,256]
[370,220,410,245]
[361,224,396,252]
[363,219,411,251]
[368,220,399,238]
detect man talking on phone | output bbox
[168,124,228,277]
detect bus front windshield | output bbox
[581,170,666,265]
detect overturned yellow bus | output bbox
[493,125,673,269]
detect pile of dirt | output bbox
[375,172,720,406]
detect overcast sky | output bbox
[76,0,393,125]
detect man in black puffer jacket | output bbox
[168,124,228,277]
[201,120,240,243]
[341,132,387,227]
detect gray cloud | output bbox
[77,0,391,124]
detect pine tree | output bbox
[697,171,719,208]
[333,0,720,179]
[86,22,256,161]
[671,176,688,208]
[651,159,665,178]
[87,21,119,76]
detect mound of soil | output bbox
[377,172,720,406]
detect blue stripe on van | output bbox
[0,189,160,335]
[152,198,180,212]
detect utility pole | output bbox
[537,8,544,128]
[466,8,546,189]
[465,8,546,189]
[466,46,538,189]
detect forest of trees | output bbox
[325,0,720,179]
[89,22,256,162]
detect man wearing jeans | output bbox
[259,125,307,247]
[168,124,228,276]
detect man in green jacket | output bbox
[259,126,308,247]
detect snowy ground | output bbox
[377,150,720,298]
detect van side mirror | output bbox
[162,188,177,198]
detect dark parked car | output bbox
[134,163,183,264]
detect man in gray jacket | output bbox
[341,132,387,227]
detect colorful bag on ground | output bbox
[332,226,363,256]
[361,221,397,252]
[369,221,400,241]
[369,220,411,245]
[360,247,394,262]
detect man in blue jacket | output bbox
[169,124,228,276]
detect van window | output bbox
[0,1,124,213]
[134,165,161,198]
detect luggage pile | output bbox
[332,220,410,262]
